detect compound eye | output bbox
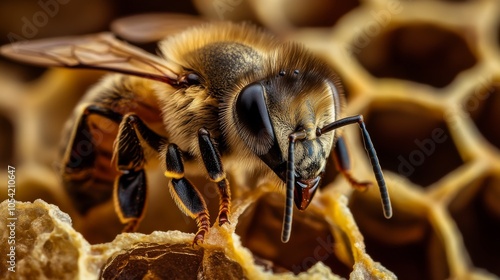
[235,83,275,155]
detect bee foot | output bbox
[192,229,207,247]
[122,220,139,233]
[218,212,231,226]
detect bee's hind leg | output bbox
[333,136,373,191]
[165,144,210,246]
[114,114,165,232]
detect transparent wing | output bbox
[0,32,179,85]
[111,13,208,44]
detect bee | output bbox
[1,14,392,244]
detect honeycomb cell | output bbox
[349,194,449,280]
[364,224,448,280]
[100,243,246,279]
[236,193,351,277]
[0,114,14,167]
[355,24,477,88]
[364,102,463,187]
[449,175,500,276]
[0,200,80,280]
[466,83,500,150]
[284,0,360,27]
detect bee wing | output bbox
[0,32,179,85]
[111,13,208,44]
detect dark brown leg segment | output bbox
[333,136,372,192]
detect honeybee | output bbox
[1,14,392,244]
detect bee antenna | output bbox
[358,121,392,219]
[318,115,392,219]
[282,130,307,243]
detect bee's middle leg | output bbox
[334,136,372,191]
[165,144,210,245]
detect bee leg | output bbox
[198,128,231,226]
[165,144,210,246]
[115,170,147,232]
[334,136,372,191]
[112,114,152,232]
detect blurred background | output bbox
[0,0,499,279]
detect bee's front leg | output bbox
[198,128,231,226]
[165,144,210,246]
[333,135,372,191]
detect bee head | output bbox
[233,66,341,210]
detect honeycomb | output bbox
[1,0,500,279]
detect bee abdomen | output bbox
[61,106,121,214]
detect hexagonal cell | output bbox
[350,193,450,280]
[284,0,360,27]
[354,24,477,88]
[364,101,463,187]
[0,113,14,167]
[466,82,500,150]
[448,175,500,276]
[100,243,245,279]
[235,193,351,277]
